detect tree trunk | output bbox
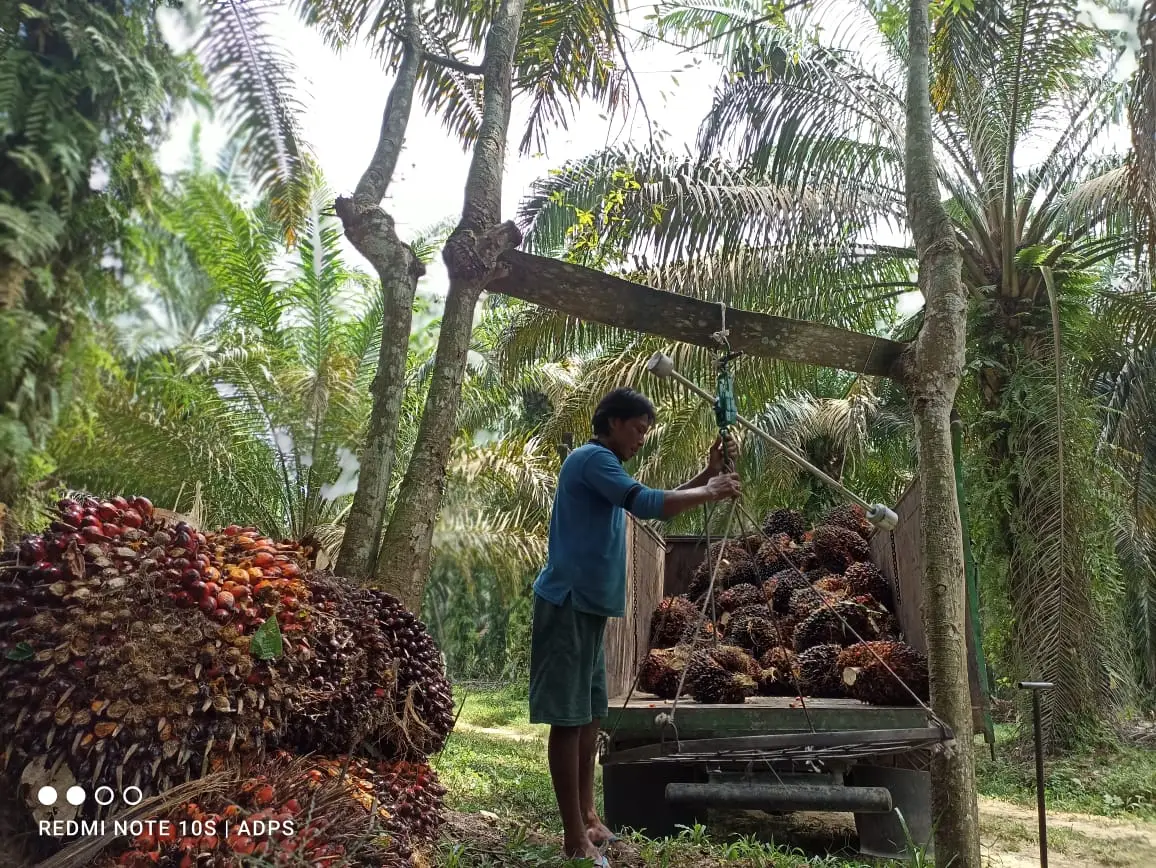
[374,0,528,609]
[899,0,982,864]
[333,4,426,581]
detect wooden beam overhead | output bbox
[487,250,909,378]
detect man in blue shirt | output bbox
[529,387,742,865]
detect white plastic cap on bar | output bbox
[866,503,899,531]
[646,351,675,378]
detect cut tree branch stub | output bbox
[486,250,908,378]
[423,51,484,75]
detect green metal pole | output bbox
[951,410,997,750]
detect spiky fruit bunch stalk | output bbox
[810,525,871,572]
[685,648,758,704]
[762,508,807,542]
[837,641,929,706]
[688,549,760,600]
[842,562,893,609]
[717,583,765,613]
[754,533,800,575]
[638,647,692,699]
[822,504,873,539]
[797,644,844,698]
[757,646,799,696]
[793,600,889,652]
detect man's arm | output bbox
[675,468,715,491]
[582,449,742,521]
[661,474,741,518]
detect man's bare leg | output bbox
[548,725,599,859]
[579,719,614,845]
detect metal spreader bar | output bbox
[646,351,899,531]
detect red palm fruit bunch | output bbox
[648,596,699,648]
[757,646,799,696]
[717,582,765,614]
[843,561,893,609]
[837,641,929,706]
[639,646,693,699]
[303,755,447,860]
[765,570,809,614]
[722,606,781,658]
[285,578,455,759]
[822,504,873,540]
[797,644,844,698]
[686,645,758,704]
[1,494,454,839]
[762,508,807,542]
[754,532,800,575]
[810,525,871,572]
[688,540,759,600]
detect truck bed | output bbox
[604,693,932,743]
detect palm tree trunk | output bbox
[900,0,981,863]
[374,0,528,609]
[333,4,426,581]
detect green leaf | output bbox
[5,641,33,662]
[249,616,283,660]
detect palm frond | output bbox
[196,0,311,240]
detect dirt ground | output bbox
[723,799,1156,867]
[976,797,1156,868]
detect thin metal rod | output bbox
[1033,690,1049,868]
[1018,680,1052,868]
[663,367,874,512]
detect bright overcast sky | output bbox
[158,4,723,296]
[156,2,1141,304]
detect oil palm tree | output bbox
[55,163,561,584]
[503,0,1152,746]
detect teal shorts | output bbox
[528,592,609,727]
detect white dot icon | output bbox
[37,786,57,806]
[66,786,86,806]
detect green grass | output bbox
[974,724,1156,820]
[432,686,899,866]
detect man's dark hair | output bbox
[591,388,657,436]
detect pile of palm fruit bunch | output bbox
[98,752,445,867]
[639,504,929,706]
[0,494,453,862]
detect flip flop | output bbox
[593,856,611,868]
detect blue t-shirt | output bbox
[532,442,666,618]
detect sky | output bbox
[156,3,725,297]
[154,1,1143,308]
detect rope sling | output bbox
[605,311,951,758]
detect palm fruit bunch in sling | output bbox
[0,494,453,853]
